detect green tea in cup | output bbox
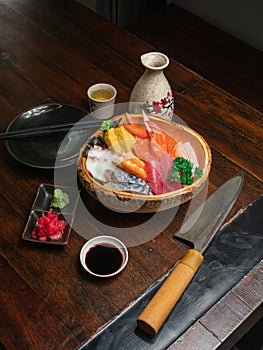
[91,89,114,101]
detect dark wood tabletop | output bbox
[0,1,262,349]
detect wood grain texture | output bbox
[233,261,263,309]
[167,261,263,350]
[167,321,221,350]
[174,85,263,181]
[200,292,252,342]
[126,4,263,113]
[0,255,80,350]
[0,1,262,349]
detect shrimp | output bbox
[141,109,178,158]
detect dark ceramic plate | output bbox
[22,183,79,245]
[22,210,72,245]
[5,103,89,169]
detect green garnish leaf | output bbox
[194,167,203,179]
[168,157,203,185]
[51,189,70,209]
[101,120,112,132]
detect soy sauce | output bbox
[85,243,123,275]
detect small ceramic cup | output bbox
[80,235,128,278]
[87,83,117,119]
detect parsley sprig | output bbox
[168,157,203,185]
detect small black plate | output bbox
[5,103,89,169]
[22,183,79,245]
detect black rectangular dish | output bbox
[22,183,79,245]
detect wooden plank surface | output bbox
[168,261,263,350]
[0,1,262,349]
[0,255,80,349]
[126,3,263,113]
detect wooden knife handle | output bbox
[137,249,203,336]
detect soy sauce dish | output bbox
[80,236,128,278]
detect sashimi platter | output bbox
[78,111,211,213]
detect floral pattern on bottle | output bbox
[143,91,174,118]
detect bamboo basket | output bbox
[77,115,212,213]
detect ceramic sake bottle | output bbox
[129,52,174,120]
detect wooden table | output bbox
[0,1,262,349]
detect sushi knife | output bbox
[137,173,243,336]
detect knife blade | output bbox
[137,173,243,336]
